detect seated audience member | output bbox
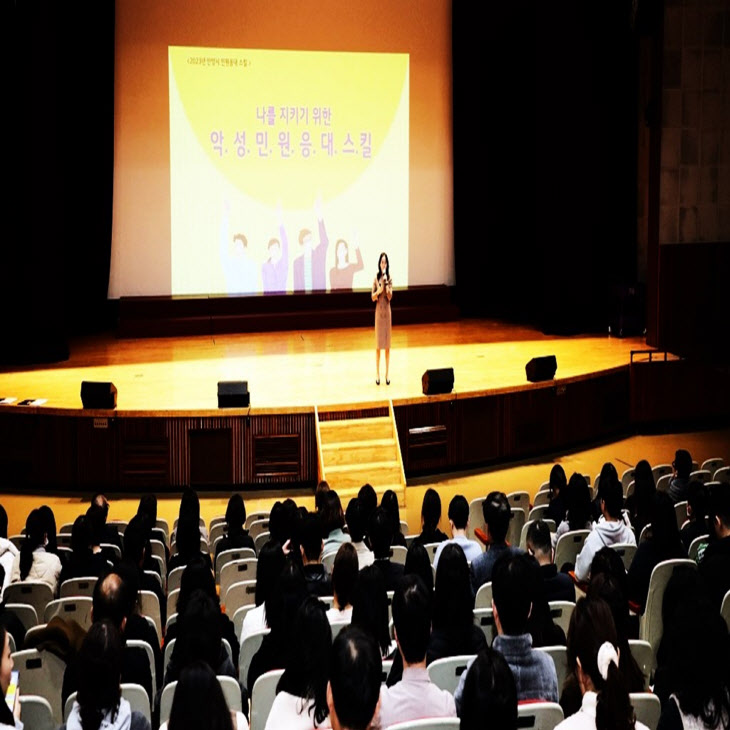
[59,514,109,586]
[433,495,482,570]
[524,554,566,648]
[61,620,151,730]
[378,575,456,727]
[667,448,693,505]
[172,487,208,543]
[344,499,374,569]
[552,473,595,551]
[555,597,649,730]
[575,479,635,582]
[168,513,212,575]
[591,462,621,522]
[544,464,568,526]
[215,494,255,562]
[0,505,18,600]
[456,552,558,705]
[429,543,487,664]
[699,483,730,609]
[161,660,248,730]
[268,498,299,550]
[321,491,351,556]
[357,484,378,546]
[0,567,25,652]
[627,491,686,611]
[624,459,655,539]
[265,596,331,729]
[136,493,167,548]
[247,557,308,691]
[526,519,575,602]
[403,543,434,594]
[240,540,285,643]
[63,568,157,708]
[369,507,405,591]
[0,624,21,729]
[86,503,119,566]
[352,565,394,660]
[299,512,332,597]
[37,504,66,568]
[412,488,449,547]
[458,646,518,730]
[327,627,382,730]
[315,480,331,512]
[680,480,712,552]
[380,490,407,548]
[471,491,519,591]
[11,508,62,594]
[327,543,358,625]
[91,492,124,550]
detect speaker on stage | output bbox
[525,356,557,382]
[422,368,454,395]
[218,381,250,408]
[81,381,117,409]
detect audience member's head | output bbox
[345,498,367,543]
[447,495,469,532]
[492,552,532,636]
[315,481,331,513]
[136,494,158,527]
[482,491,512,544]
[404,543,434,594]
[177,557,219,618]
[277,596,332,726]
[91,493,110,519]
[178,487,201,524]
[589,547,628,600]
[368,507,392,560]
[380,490,403,540]
[549,464,567,498]
[599,478,624,520]
[167,660,235,730]
[70,514,92,557]
[674,449,693,479]
[526,520,552,565]
[566,597,635,730]
[19,509,45,581]
[331,543,358,610]
[459,647,518,730]
[686,479,709,524]
[299,511,324,564]
[92,569,136,630]
[352,564,390,657]
[327,627,382,730]
[86,503,106,548]
[255,539,286,607]
[224,494,246,535]
[357,484,377,528]
[565,473,593,530]
[708,482,730,538]
[321,491,346,536]
[122,514,148,567]
[421,488,442,533]
[433,542,474,633]
[175,515,202,561]
[37,505,58,551]
[597,462,620,498]
[392,575,430,665]
[649,491,682,551]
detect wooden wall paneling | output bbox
[33,416,77,488]
[502,386,556,459]
[394,399,458,475]
[76,416,119,490]
[457,395,501,466]
[117,417,169,488]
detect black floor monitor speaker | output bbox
[217,381,250,408]
[525,355,557,383]
[422,368,454,395]
[80,381,117,409]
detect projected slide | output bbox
[169,47,409,296]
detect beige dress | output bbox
[373,276,392,348]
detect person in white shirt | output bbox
[326,543,357,626]
[433,495,482,570]
[10,509,62,595]
[378,575,456,728]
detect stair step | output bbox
[322,439,398,467]
[319,416,393,443]
[324,460,402,489]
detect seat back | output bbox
[467,497,485,541]
[651,463,673,482]
[674,501,689,530]
[386,720,460,730]
[18,694,56,730]
[60,576,98,599]
[528,504,549,522]
[216,547,257,583]
[163,638,176,680]
[630,692,661,730]
[168,588,181,617]
[138,589,162,644]
[427,654,475,695]
[239,628,271,689]
[250,668,285,730]
[688,534,710,562]
[628,639,654,689]
[155,518,170,541]
[248,519,271,542]
[5,603,39,634]
[159,681,177,727]
[12,648,66,724]
[700,457,724,475]
[554,530,590,571]
[220,558,258,600]
[209,522,227,546]
[655,474,672,493]
[621,468,636,492]
[44,597,93,631]
[233,604,259,642]
[423,542,441,565]
[714,467,730,484]
[689,469,712,484]
[120,683,152,723]
[474,581,492,610]
[611,543,637,572]
[254,531,271,554]
[516,701,564,730]
[473,608,496,645]
[245,511,270,529]
[126,640,157,710]
[4,581,53,622]
[149,539,167,570]
[167,566,186,593]
[218,674,243,712]
[533,490,551,508]
[507,509,526,549]
[536,646,568,694]
[507,491,531,519]
[548,601,575,636]
[390,545,408,565]
[721,589,730,635]
[225,579,257,616]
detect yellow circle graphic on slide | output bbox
[170,48,409,207]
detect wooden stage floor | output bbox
[0,320,651,412]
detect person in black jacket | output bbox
[381,490,407,547]
[525,520,575,603]
[214,494,255,563]
[699,483,730,610]
[59,514,110,586]
[370,507,404,592]
[412,488,449,547]
[298,512,331,597]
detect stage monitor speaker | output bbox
[525,355,557,383]
[422,368,454,395]
[80,381,117,409]
[218,380,249,408]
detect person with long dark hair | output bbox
[215,494,255,562]
[556,597,648,730]
[162,660,247,730]
[59,514,109,585]
[61,619,151,730]
[352,564,394,660]
[328,542,358,624]
[552,474,594,550]
[545,464,569,526]
[168,514,212,575]
[680,479,712,552]
[240,540,285,644]
[11,508,62,594]
[0,625,21,730]
[380,490,407,547]
[625,459,655,539]
[172,488,208,543]
[321,491,350,557]
[371,251,392,385]
[265,596,331,729]
[412,488,449,547]
[404,542,434,594]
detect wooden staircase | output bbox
[317,403,406,506]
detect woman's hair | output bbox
[71,515,92,556]
[352,564,391,657]
[565,474,593,531]
[459,646,518,730]
[358,484,377,528]
[224,494,246,536]
[380,490,403,539]
[549,464,567,496]
[277,596,331,725]
[433,543,474,634]
[597,462,620,496]
[178,487,201,523]
[268,499,298,546]
[0,626,15,726]
[177,558,220,618]
[314,481,331,512]
[630,459,656,526]
[320,490,345,535]
[331,542,358,609]
[175,589,223,671]
[649,491,682,553]
[19,509,45,580]
[265,556,307,638]
[589,547,629,604]
[77,619,124,730]
[686,480,711,530]
[404,543,434,594]
[376,251,390,281]
[175,515,202,560]
[37,505,58,552]
[566,597,636,730]
[421,488,442,532]
[137,494,158,525]
[168,660,234,730]
[254,540,286,607]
